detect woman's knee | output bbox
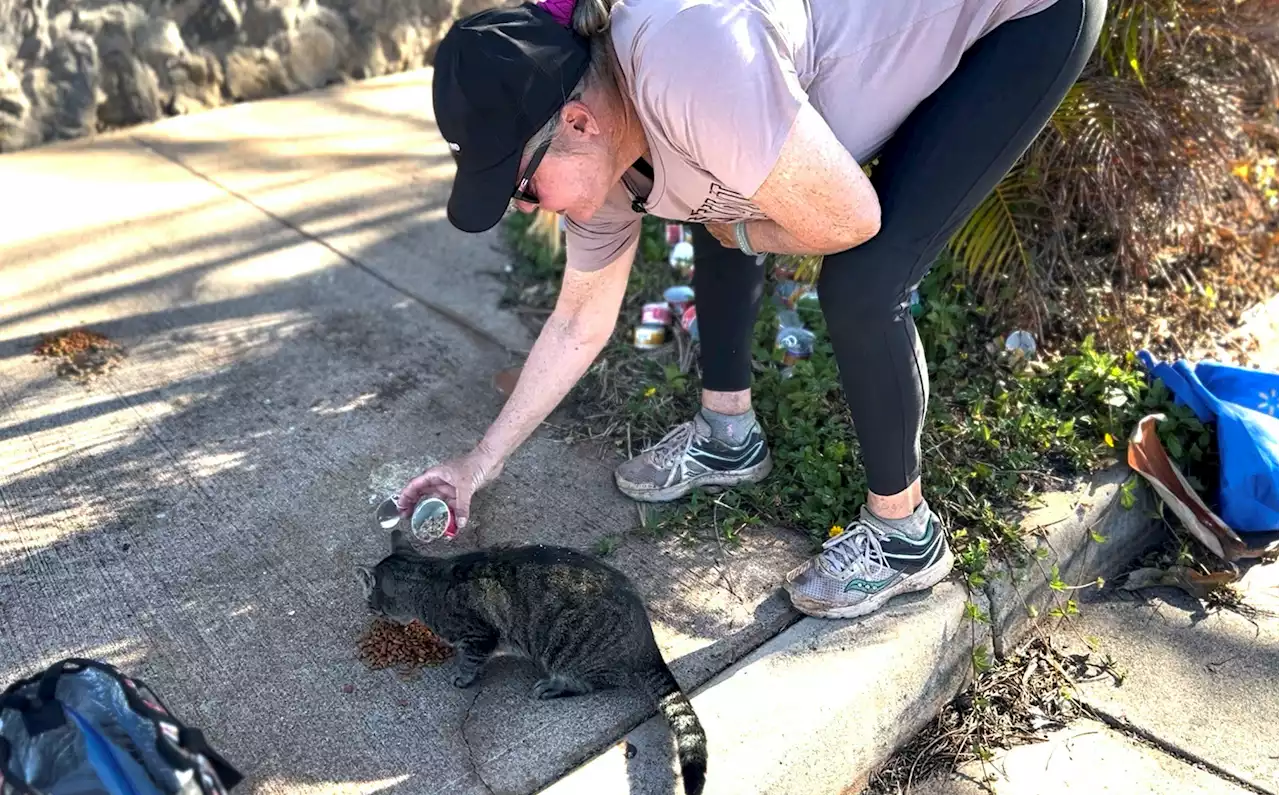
[816,246,923,323]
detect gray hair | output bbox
[523,0,618,158]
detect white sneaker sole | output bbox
[785,544,957,620]
[615,454,774,503]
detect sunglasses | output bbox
[513,138,553,205]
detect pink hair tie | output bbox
[539,0,576,27]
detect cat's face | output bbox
[355,564,418,624]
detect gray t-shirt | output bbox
[564,0,1058,271]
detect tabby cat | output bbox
[356,531,708,795]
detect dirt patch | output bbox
[357,617,454,672]
[370,371,421,412]
[862,636,1121,794]
[33,329,125,381]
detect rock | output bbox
[47,8,73,40]
[39,29,99,140]
[16,0,53,63]
[136,18,185,66]
[166,47,221,113]
[223,44,289,101]
[279,4,348,91]
[0,0,496,151]
[180,0,240,46]
[336,0,450,78]
[97,47,160,126]
[0,59,41,151]
[66,4,163,128]
[239,0,297,48]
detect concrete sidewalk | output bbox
[918,559,1279,795]
[0,69,811,794]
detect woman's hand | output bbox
[398,447,504,531]
[704,222,739,249]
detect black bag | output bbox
[0,658,242,795]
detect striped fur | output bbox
[356,533,707,794]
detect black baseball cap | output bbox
[432,3,592,233]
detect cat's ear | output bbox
[389,529,415,555]
[355,565,375,594]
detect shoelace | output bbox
[649,421,698,468]
[819,520,889,578]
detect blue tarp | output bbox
[1138,351,1280,533]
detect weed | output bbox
[499,212,1209,569]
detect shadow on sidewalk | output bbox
[0,105,810,794]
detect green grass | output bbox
[500,211,1211,568]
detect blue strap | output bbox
[63,705,163,795]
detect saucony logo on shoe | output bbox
[843,573,900,594]
[878,517,943,575]
[685,432,767,473]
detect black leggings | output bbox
[693,0,1105,496]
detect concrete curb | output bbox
[982,462,1159,656]
[540,581,989,795]
[538,464,1159,795]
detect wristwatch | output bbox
[734,221,758,257]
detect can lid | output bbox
[375,497,402,529]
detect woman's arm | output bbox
[470,237,637,470]
[399,235,637,527]
[709,102,881,256]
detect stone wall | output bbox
[0,0,497,152]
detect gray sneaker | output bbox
[614,413,773,502]
[783,505,954,619]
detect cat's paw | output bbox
[533,677,586,700]
[452,673,479,689]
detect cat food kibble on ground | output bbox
[357,618,453,670]
[33,328,124,380]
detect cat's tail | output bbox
[638,663,707,795]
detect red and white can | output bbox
[641,302,672,326]
[410,497,458,541]
[680,305,696,332]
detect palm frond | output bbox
[947,166,1045,297]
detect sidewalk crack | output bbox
[460,689,496,795]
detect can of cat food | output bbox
[641,302,672,326]
[633,323,667,349]
[668,240,695,276]
[680,305,697,333]
[776,326,816,366]
[665,223,685,246]
[663,285,695,316]
[410,497,457,541]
